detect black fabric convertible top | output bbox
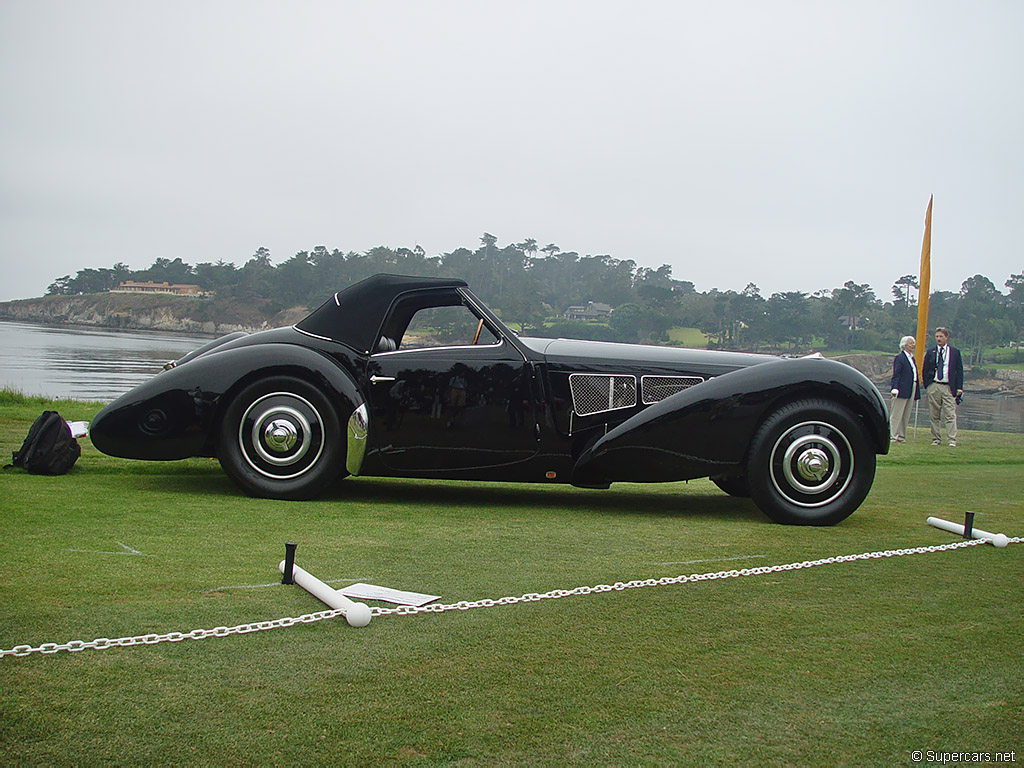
[295,274,468,353]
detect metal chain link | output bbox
[3,536,1019,658]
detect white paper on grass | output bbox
[338,583,440,607]
[68,422,89,438]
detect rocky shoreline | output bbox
[832,354,1024,397]
[3,294,1022,397]
[0,293,308,337]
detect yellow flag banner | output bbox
[914,195,933,377]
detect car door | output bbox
[364,291,539,473]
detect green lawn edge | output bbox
[1,397,1021,766]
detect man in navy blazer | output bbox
[888,335,920,442]
[922,326,964,447]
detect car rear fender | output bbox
[90,343,363,461]
[168,331,249,368]
[206,344,364,451]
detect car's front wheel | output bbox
[218,376,344,500]
[746,399,875,525]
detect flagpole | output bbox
[913,195,933,437]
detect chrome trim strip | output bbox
[346,403,369,476]
[293,325,335,343]
[371,340,503,357]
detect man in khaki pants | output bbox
[888,336,919,442]
[921,327,964,447]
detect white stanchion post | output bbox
[926,516,1009,548]
[278,560,372,627]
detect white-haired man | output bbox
[888,335,920,442]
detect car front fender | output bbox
[571,357,888,486]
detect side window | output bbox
[400,305,499,350]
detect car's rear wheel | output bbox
[747,399,875,525]
[218,376,344,500]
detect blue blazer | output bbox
[922,344,964,394]
[890,352,920,400]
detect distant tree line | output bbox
[45,235,1024,365]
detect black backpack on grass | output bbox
[4,411,81,475]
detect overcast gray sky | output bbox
[2,1,1021,303]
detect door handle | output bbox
[370,375,396,384]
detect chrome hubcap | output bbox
[238,393,324,479]
[795,448,829,482]
[250,406,312,467]
[787,440,833,486]
[771,421,853,508]
[263,418,299,453]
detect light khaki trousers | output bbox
[927,383,958,444]
[889,395,915,441]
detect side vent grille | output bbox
[569,374,637,416]
[641,375,704,404]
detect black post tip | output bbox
[282,542,297,584]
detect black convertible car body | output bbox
[90,274,890,524]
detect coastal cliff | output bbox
[0,293,309,336]
[3,294,1021,396]
[832,353,1024,396]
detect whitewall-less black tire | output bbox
[218,376,344,500]
[746,399,875,525]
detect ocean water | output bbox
[0,320,206,402]
[1,320,1021,432]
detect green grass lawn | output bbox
[1,394,1022,765]
[666,327,707,347]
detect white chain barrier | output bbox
[3,536,1020,659]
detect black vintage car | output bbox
[90,274,890,525]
